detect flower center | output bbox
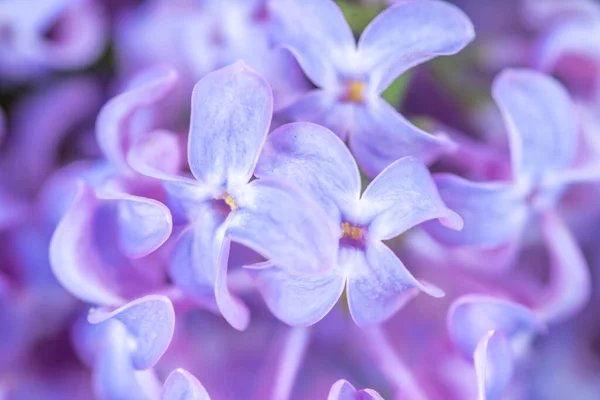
[344,80,366,103]
[223,193,238,210]
[341,222,363,240]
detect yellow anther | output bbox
[341,222,363,240]
[224,194,238,210]
[344,81,366,103]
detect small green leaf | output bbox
[336,1,383,36]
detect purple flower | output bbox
[249,122,462,326]
[130,61,338,330]
[269,0,474,176]
[0,0,107,82]
[425,69,593,324]
[328,379,383,400]
[448,295,545,400]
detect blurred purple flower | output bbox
[328,379,383,400]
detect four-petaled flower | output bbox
[248,122,463,326]
[270,0,474,177]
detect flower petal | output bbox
[88,295,175,370]
[96,189,172,259]
[350,98,455,177]
[536,210,591,324]
[96,66,178,171]
[49,182,125,306]
[423,174,527,247]
[162,369,211,400]
[93,322,161,400]
[448,295,544,358]
[226,179,338,274]
[246,262,345,326]
[358,0,475,93]
[474,330,514,400]
[269,0,355,88]
[492,69,577,185]
[187,61,273,189]
[346,243,444,326]
[327,379,385,400]
[359,158,463,241]
[256,122,360,221]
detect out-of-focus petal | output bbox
[423,174,527,247]
[536,19,600,71]
[359,158,463,241]
[247,262,345,326]
[492,69,577,185]
[359,0,474,93]
[474,330,513,400]
[256,122,360,221]
[88,295,175,370]
[269,0,355,88]
[227,179,338,274]
[93,322,161,400]
[328,379,385,400]
[96,189,172,259]
[448,295,544,358]
[346,243,443,326]
[49,182,124,306]
[187,61,272,190]
[97,66,178,172]
[162,369,211,400]
[350,98,455,177]
[537,210,591,324]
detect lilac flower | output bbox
[269,0,474,176]
[328,379,383,400]
[425,69,593,323]
[129,61,338,330]
[86,295,175,400]
[249,122,462,326]
[448,295,545,400]
[0,0,107,82]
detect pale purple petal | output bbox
[49,182,125,306]
[247,262,345,326]
[448,295,544,358]
[96,189,172,259]
[96,66,178,171]
[269,0,355,88]
[88,295,175,370]
[93,322,161,400]
[327,379,385,400]
[346,242,444,326]
[359,158,463,241]
[256,122,361,221]
[187,61,273,189]
[226,179,338,274]
[492,69,577,185]
[474,330,514,400]
[279,90,356,141]
[358,0,475,92]
[536,210,591,324]
[350,98,456,177]
[162,369,211,400]
[214,227,250,331]
[423,174,527,247]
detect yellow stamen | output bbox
[341,222,363,240]
[224,194,238,210]
[344,81,366,103]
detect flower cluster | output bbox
[2,0,600,399]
